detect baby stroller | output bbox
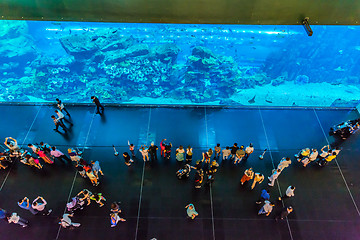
[176,164,191,179]
[66,197,85,213]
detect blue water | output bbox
[0,20,359,107]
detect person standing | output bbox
[7,212,29,227]
[185,204,198,219]
[278,186,295,201]
[32,196,52,215]
[222,146,231,161]
[268,169,281,187]
[51,115,67,132]
[240,168,254,185]
[185,146,193,163]
[160,139,166,157]
[244,143,254,161]
[55,110,65,125]
[176,145,185,162]
[214,144,221,160]
[275,206,293,221]
[148,142,158,161]
[56,98,70,116]
[234,145,245,164]
[277,157,292,172]
[230,143,239,161]
[128,141,135,157]
[139,145,149,162]
[91,96,104,115]
[194,165,204,189]
[258,200,275,216]
[251,173,264,190]
[51,147,71,163]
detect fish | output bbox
[334,66,345,72]
[112,30,117,34]
[91,37,99,41]
[266,100,272,103]
[248,95,256,104]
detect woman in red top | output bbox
[160,139,166,157]
[36,149,53,164]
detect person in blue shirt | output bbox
[256,189,270,205]
[0,208,6,220]
[18,197,38,215]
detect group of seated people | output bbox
[295,145,340,167]
[330,118,360,140]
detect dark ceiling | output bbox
[0,0,359,25]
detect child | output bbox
[176,145,185,162]
[139,145,149,161]
[185,204,198,219]
[123,152,134,166]
[222,146,231,161]
[128,140,135,157]
[90,193,106,207]
[77,189,92,206]
[186,146,193,163]
[240,168,254,185]
[160,139,166,157]
[164,142,172,159]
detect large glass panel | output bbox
[0,20,359,107]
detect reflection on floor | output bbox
[0,105,359,240]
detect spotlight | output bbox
[302,17,313,36]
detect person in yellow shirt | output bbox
[251,173,264,190]
[317,152,337,166]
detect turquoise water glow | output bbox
[0,20,359,107]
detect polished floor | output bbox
[0,104,359,240]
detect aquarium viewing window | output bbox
[0,20,359,107]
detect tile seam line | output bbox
[258,107,294,240]
[135,107,151,240]
[0,104,43,192]
[56,107,97,240]
[313,108,360,217]
[205,107,216,240]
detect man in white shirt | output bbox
[7,212,29,227]
[244,143,254,161]
[279,186,295,201]
[32,196,52,215]
[222,146,231,161]
[302,149,318,167]
[268,169,281,186]
[277,157,291,171]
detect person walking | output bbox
[7,212,29,227]
[91,96,104,115]
[32,196,52,215]
[251,173,264,190]
[59,213,80,228]
[91,160,104,179]
[185,204,198,219]
[110,212,126,227]
[268,169,281,187]
[240,168,254,185]
[56,98,70,116]
[258,200,275,216]
[51,115,67,132]
[278,186,295,201]
[148,142,158,161]
[90,193,106,207]
[51,147,71,163]
[275,206,293,221]
[123,152,134,166]
[277,157,292,171]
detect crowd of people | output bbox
[0,97,351,230]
